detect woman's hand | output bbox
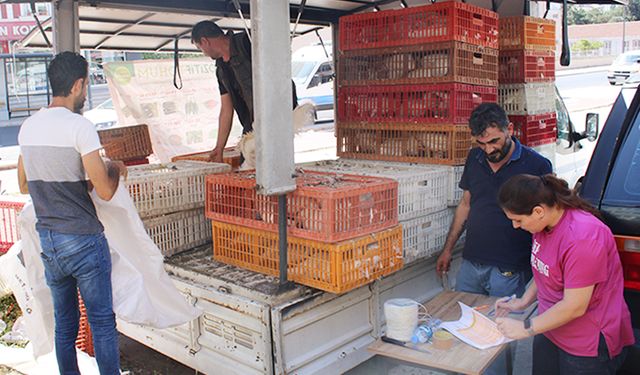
[494,296,528,318]
[495,317,530,340]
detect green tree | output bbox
[629,0,640,21]
[568,6,590,25]
[571,39,604,52]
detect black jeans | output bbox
[533,334,628,375]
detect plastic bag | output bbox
[9,184,201,358]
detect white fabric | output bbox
[0,343,99,375]
[18,107,102,156]
[0,185,201,359]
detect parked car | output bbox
[83,98,118,129]
[292,44,334,122]
[607,50,640,86]
[579,73,640,375]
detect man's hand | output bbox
[107,160,127,180]
[436,250,452,276]
[209,147,224,163]
[496,317,530,340]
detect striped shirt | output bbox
[18,107,104,234]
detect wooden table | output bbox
[369,291,529,375]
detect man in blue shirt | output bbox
[437,103,552,298]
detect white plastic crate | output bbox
[498,82,556,115]
[402,209,453,265]
[143,208,211,258]
[298,159,448,220]
[125,161,230,218]
[446,166,465,206]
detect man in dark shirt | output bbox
[191,20,297,163]
[437,103,553,298]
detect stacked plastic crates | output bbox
[298,160,451,264]
[124,161,230,258]
[330,1,500,264]
[205,170,403,294]
[498,16,557,147]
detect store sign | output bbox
[104,59,224,162]
[0,21,35,41]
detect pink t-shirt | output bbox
[532,209,634,357]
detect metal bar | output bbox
[94,12,156,49]
[278,195,287,285]
[251,0,296,195]
[52,0,80,53]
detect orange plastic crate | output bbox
[76,294,94,357]
[0,199,26,255]
[337,83,497,124]
[337,122,471,166]
[339,1,499,51]
[206,170,398,243]
[171,147,242,169]
[98,124,153,162]
[338,41,498,87]
[212,221,403,294]
[499,16,555,51]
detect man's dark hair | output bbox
[48,51,88,97]
[191,20,224,44]
[468,103,510,137]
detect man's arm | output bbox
[210,93,234,162]
[17,156,28,194]
[436,190,471,275]
[82,151,126,201]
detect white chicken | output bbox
[237,102,316,170]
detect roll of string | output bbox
[384,298,431,342]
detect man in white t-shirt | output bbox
[17,52,126,375]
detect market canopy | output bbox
[9,0,629,52]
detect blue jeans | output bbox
[455,259,532,298]
[38,230,120,375]
[455,259,532,375]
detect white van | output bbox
[292,44,334,122]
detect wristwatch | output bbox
[524,319,536,336]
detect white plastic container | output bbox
[299,159,448,220]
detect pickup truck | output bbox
[578,77,640,374]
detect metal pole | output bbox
[622,19,626,53]
[278,195,287,285]
[52,0,80,53]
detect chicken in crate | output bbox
[206,169,399,243]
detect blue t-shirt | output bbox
[459,137,552,271]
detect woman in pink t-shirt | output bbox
[493,174,634,375]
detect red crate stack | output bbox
[498,16,557,147]
[0,198,27,255]
[337,0,498,165]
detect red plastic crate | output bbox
[339,1,499,51]
[499,16,555,51]
[337,122,472,166]
[338,41,498,87]
[123,157,149,166]
[337,83,496,124]
[511,112,557,147]
[205,170,398,243]
[499,50,555,84]
[0,199,26,255]
[98,124,153,162]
